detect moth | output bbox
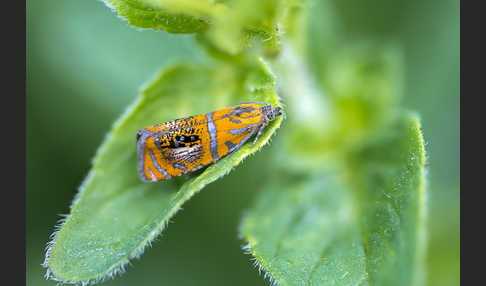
[136,102,283,182]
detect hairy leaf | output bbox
[44,60,282,284]
[102,0,294,55]
[240,114,427,286]
[102,0,210,33]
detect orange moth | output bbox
[136,102,283,182]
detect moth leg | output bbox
[184,172,193,181]
[251,120,268,147]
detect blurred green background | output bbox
[26,0,459,285]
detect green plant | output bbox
[43,0,427,285]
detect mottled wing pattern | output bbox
[137,102,276,182]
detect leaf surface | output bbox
[103,0,210,33]
[240,114,427,286]
[102,0,290,55]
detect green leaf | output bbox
[280,0,404,160]
[198,0,284,56]
[283,44,403,161]
[102,0,210,33]
[345,113,427,286]
[44,59,283,284]
[240,114,427,286]
[102,0,292,55]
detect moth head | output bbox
[262,105,283,121]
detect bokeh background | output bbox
[26,0,459,285]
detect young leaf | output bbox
[44,60,282,284]
[198,0,284,55]
[282,44,403,161]
[102,0,289,55]
[240,114,427,286]
[102,0,210,33]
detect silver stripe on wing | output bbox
[206,112,219,161]
[149,149,170,178]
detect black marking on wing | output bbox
[168,135,201,149]
[225,141,237,152]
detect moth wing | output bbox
[161,144,207,175]
[139,135,209,181]
[212,105,264,157]
[137,131,169,182]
